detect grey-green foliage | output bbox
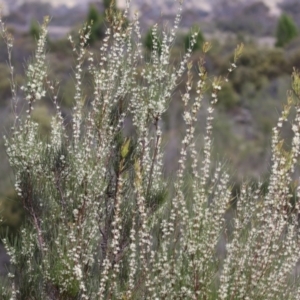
[276,13,298,47]
[1,10,173,298]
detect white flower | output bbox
[73,209,79,218]
[35,92,41,100]
[74,265,82,279]
[292,124,298,132]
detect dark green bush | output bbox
[29,19,41,40]
[0,64,11,104]
[217,82,240,111]
[275,13,298,47]
[86,5,105,44]
[144,26,162,54]
[0,190,23,240]
[184,25,205,52]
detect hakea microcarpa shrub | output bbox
[1,1,300,299]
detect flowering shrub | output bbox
[1,1,300,299]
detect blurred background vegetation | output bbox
[1,0,300,233]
